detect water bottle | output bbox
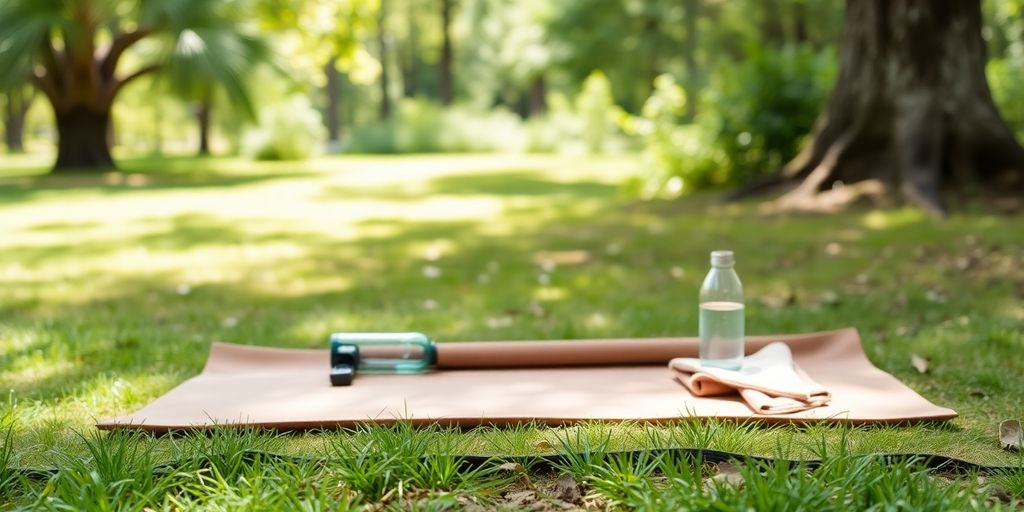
[699,250,744,370]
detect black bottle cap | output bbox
[330,364,354,386]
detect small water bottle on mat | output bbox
[699,250,744,370]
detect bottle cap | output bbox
[710,250,735,267]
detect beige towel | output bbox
[669,342,832,414]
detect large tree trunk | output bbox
[3,89,31,153]
[745,0,1024,216]
[54,106,114,170]
[196,99,211,156]
[31,23,160,172]
[324,58,343,152]
[438,0,454,106]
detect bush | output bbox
[244,95,325,161]
[624,75,726,198]
[988,58,1024,136]
[708,44,835,185]
[627,45,835,197]
[346,99,526,154]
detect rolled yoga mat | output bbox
[97,328,957,431]
[434,337,693,368]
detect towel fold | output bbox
[669,342,831,415]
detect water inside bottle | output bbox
[699,301,744,370]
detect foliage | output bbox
[244,95,326,160]
[627,44,835,197]
[709,44,835,183]
[346,99,526,153]
[575,71,625,155]
[988,58,1024,136]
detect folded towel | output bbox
[669,342,831,415]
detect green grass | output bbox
[1,153,1023,509]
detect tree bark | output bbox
[196,98,211,156]
[54,106,114,170]
[3,89,31,153]
[528,75,547,117]
[324,58,343,152]
[760,0,786,46]
[438,0,454,106]
[400,9,420,98]
[378,0,392,119]
[742,0,1024,216]
[793,0,808,44]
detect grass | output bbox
[1,152,1023,509]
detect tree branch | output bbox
[106,63,162,105]
[30,69,61,110]
[100,28,152,79]
[40,36,62,88]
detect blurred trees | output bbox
[2,87,33,153]
[0,0,268,171]
[4,0,1024,213]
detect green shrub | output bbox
[346,99,526,154]
[988,58,1024,136]
[624,74,725,198]
[627,45,835,197]
[709,44,834,185]
[576,71,621,154]
[244,94,325,161]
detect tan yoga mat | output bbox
[97,328,956,432]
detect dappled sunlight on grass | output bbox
[1,153,1023,470]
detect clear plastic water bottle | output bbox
[699,250,744,370]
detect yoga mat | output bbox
[97,328,956,432]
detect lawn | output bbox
[1,153,1023,509]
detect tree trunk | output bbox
[643,4,660,92]
[3,90,30,153]
[324,58,343,152]
[760,0,785,46]
[378,0,392,119]
[196,99,211,156]
[682,0,699,120]
[528,75,547,117]
[793,0,808,44]
[400,10,420,98]
[743,0,1024,216]
[438,0,454,106]
[54,106,114,171]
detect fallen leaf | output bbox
[554,473,581,503]
[504,490,537,507]
[911,354,929,374]
[968,389,987,399]
[825,242,842,256]
[991,487,1014,504]
[485,316,514,328]
[534,439,553,451]
[711,462,745,487]
[999,420,1021,451]
[532,250,590,266]
[497,462,524,473]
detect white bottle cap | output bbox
[710,250,735,267]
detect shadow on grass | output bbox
[317,170,619,202]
